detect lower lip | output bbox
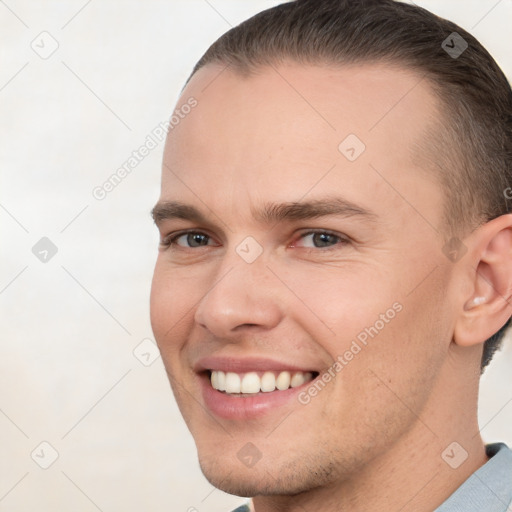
[199,373,315,420]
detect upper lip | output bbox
[194,356,319,374]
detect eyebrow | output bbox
[151,197,376,227]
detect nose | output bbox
[194,255,284,339]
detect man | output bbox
[150,0,512,510]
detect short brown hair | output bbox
[187,0,512,370]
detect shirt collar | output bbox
[435,443,512,512]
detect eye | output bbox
[293,230,348,249]
[161,231,217,249]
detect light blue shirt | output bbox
[435,443,512,511]
[230,443,512,512]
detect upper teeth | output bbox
[210,370,314,394]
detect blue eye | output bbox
[182,233,210,247]
[161,231,214,248]
[296,231,346,249]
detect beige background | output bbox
[1,1,511,511]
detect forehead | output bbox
[172,62,437,146]
[161,62,443,230]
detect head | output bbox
[150,0,512,501]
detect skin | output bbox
[150,62,512,511]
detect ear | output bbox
[454,214,512,347]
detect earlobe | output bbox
[453,214,512,348]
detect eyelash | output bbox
[160,229,349,251]
[160,231,215,249]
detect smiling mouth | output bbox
[208,370,319,395]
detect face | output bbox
[150,62,459,497]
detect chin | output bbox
[197,449,338,498]
[201,470,263,498]
[198,450,268,496]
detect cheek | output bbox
[150,263,199,418]
[280,262,398,344]
[337,272,451,428]
[288,262,449,409]
[149,264,171,342]
[149,260,194,352]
